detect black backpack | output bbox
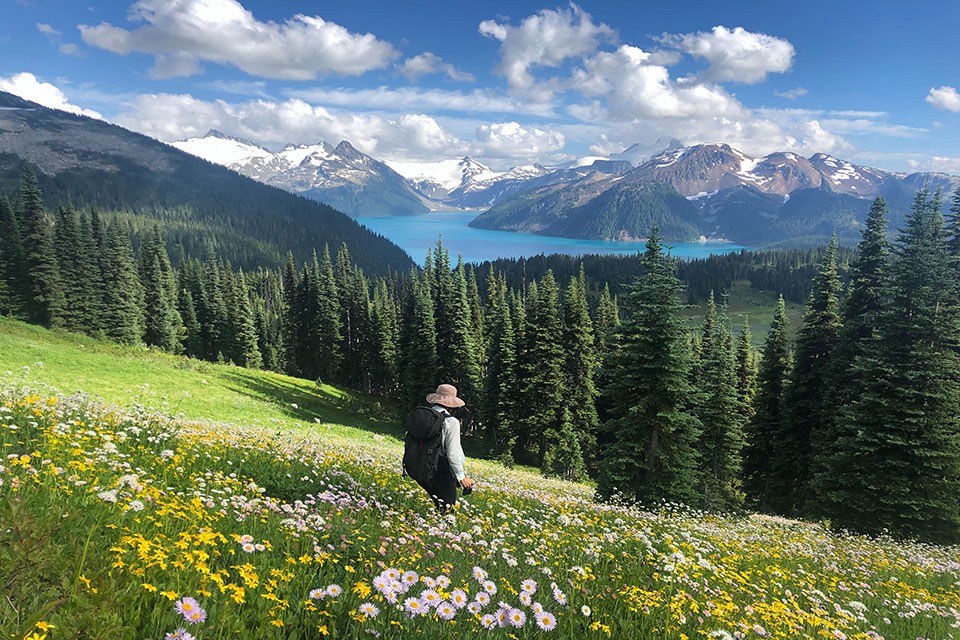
[402,406,448,486]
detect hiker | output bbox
[403,384,475,514]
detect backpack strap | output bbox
[432,406,451,456]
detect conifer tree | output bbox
[695,293,745,511]
[597,229,702,504]
[743,295,789,511]
[317,245,342,382]
[281,252,300,375]
[54,203,86,332]
[482,273,518,454]
[400,274,438,409]
[542,406,587,481]
[595,283,620,352]
[177,285,202,358]
[466,263,485,359]
[811,197,891,521]
[775,236,842,515]
[507,288,528,465]
[141,252,178,350]
[855,188,960,542]
[367,279,399,397]
[0,193,26,316]
[520,271,565,468]
[201,251,228,360]
[139,229,180,351]
[17,168,65,327]
[734,316,757,423]
[100,221,143,344]
[78,210,107,335]
[562,266,600,470]
[946,187,960,259]
[297,254,324,379]
[230,269,262,369]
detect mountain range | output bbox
[173,130,555,214]
[173,130,959,247]
[470,143,960,246]
[0,90,412,274]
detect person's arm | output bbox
[443,416,466,482]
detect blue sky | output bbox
[2,0,959,173]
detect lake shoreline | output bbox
[356,211,750,264]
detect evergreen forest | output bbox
[3,166,960,544]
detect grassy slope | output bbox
[681,279,805,344]
[0,317,400,441]
[0,317,508,466]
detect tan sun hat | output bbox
[426,383,465,408]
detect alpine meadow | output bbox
[2,2,960,640]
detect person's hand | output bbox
[460,477,475,490]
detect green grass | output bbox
[0,316,401,442]
[682,279,805,345]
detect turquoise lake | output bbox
[355,212,748,264]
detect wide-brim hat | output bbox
[426,383,465,408]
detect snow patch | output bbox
[687,189,719,201]
[172,136,271,167]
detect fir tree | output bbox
[177,285,202,358]
[562,266,600,471]
[857,188,960,542]
[78,210,107,335]
[542,406,587,481]
[743,295,789,511]
[230,269,263,369]
[775,236,842,515]
[946,187,960,259]
[594,283,620,352]
[400,273,438,409]
[520,271,565,468]
[466,263,485,359]
[317,245,343,382]
[812,197,891,522]
[597,229,702,504]
[17,168,65,327]
[695,293,745,511]
[141,252,178,350]
[53,203,86,332]
[281,252,300,375]
[432,247,480,414]
[201,251,229,361]
[734,316,757,423]
[100,221,143,344]
[367,279,399,397]
[481,273,518,454]
[0,193,26,316]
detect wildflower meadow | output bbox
[2,374,959,640]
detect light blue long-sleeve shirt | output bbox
[432,405,466,481]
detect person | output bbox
[422,383,475,514]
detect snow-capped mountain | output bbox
[172,130,428,216]
[385,156,551,209]
[471,142,960,246]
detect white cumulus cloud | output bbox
[0,72,102,118]
[399,52,475,82]
[926,86,960,113]
[79,0,398,80]
[479,3,614,99]
[112,93,468,161]
[472,121,565,159]
[666,25,794,84]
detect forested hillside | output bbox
[0,91,412,275]
[3,162,960,543]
